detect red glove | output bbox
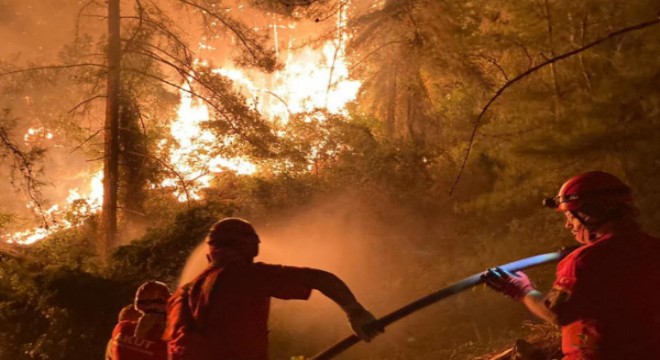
[482,267,534,301]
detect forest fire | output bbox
[3,0,660,359]
[162,14,358,201]
[4,12,359,243]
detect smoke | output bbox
[0,0,83,63]
[176,191,477,359]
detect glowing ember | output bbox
[23,127,54,143]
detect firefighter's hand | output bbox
[482,267,535,301]
[344,303,384,342]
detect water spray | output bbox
[310,247,577,360]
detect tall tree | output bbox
[101,0,122,260]
[0,0,282,255]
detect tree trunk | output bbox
[100,0,121,261]
[119,97,147,221]
[543,0,563,120]
[385,65,397,138]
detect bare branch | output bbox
[125,150,192,207]
[75,0,100,41]
[0,63,106,78]
[122,66,275,156]
[449,17,660,196]
[177,0,270,67]
[69,129,102,155]
[471,54,510,82]
[121,16,192,58]
[121,0,146,56]
[0,125,47,227]
[66,95,107,115]
[349,40,403,71]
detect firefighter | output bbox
[164,217,383,360]
[106,304,144,359]
[483,171,660,359]
[108,281,170,360]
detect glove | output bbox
[482,267,534,301]
[343,303,384,342]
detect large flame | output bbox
[160,85,257,202]
[217,6,358,124]
[4,4,360,244]
[216,40,360,123]
[162,5,359,200]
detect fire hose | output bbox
[310,247,577,360]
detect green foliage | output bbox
[0,251,128,360]
[107,203,236,285]
[21,226,99,272]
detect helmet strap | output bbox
[570,210,608,241]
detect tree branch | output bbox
[176,0,264,65]
[0,63,106,78]
[449,16,660,196]
[66,94,107,116]
[125,150,192,207]
[69,129,102,154]
[0,125,47,227]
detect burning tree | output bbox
[0,0,304,257]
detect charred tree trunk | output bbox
[101,0,121,261]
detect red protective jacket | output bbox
[165,261,314,360]
[545,227,660,359]
[108,320,167,360]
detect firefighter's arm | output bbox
[299,269,383,342]
[522,290,558,324]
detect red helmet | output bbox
[543,171,633,212]
[206,218,260,250]
[134,281,171,313]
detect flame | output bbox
[215,16,359,124]
[5,4,360,244]
[5,170,104,245]
[163,5,359,199]
[160,5,359,200]
[160,84,257,202]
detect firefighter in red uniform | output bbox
[108,281,171,360]
[484,171,660,359]
[164,217,383,360]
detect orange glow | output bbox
[162,6,359,200]
[5,170,104,245]
[159,83,257,202]
[5,4,360,244]
[23,127,54,143]
[215,12,359,124]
